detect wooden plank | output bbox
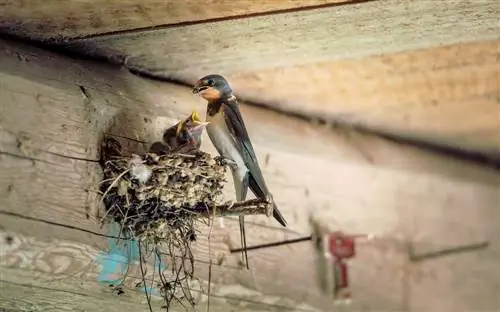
[0,232,164,312]
[70,0,500,155]
[0,277,162,312]
[0,230,316,312]
[0,0,353,39]
[1,38,500,311]
[406,240,500,312]
[228,39,500,155]
[72,0,499,77]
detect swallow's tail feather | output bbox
[272,201,287,227]
[234,171,250,270]
[238,215,249,269]
[248,175,287,227]
[267,193,287,227]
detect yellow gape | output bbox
[175,119,184,136]
[191,110,201,122]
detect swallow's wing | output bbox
[221,99,269,196]
[222,99,288,227]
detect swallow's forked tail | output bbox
[239,215,249,269]
[268,193,287,227]
[272,202,287,227]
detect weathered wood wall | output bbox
[2,0,499,157]
[0,0,356,38]
[1,38,499,312]
[1,0,499,311]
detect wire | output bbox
[0,208,304,245]
[0,210,125,240]
[0,210,298,275]
[230,235,312,253]
[0,209,305,259]
[0,209,320,307]
[138,241,153,312]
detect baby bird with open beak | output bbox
[149,111,209,155]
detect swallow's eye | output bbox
[206,79,215,86]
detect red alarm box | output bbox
[328,232,356,259]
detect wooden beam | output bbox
[0,0,353,39]
[228,39,500,155]
[67,0,500,154]
[71,0,499,77]
[0,230,312,312]
[0,233,166,312]
[1,38,499,311]
[0,273,162,312]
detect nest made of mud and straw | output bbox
[100,151,227,243]
[98,138,229,310]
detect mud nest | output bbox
[98,137,228,310]
[100,151,228,242]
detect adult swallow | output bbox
[193,74,287,268]
[149,111,209,155]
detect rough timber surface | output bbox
[0,39,499,311]
[0,230,312,312]
[68,0,500,156]
[0,0,354,39]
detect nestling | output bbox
[149,111,209,155]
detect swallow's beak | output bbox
[175,120,185,135]
[192,84,208,94]
[193,80,222,101]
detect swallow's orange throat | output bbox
[199,87,221,101]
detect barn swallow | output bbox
[149,111,209,155]
[193,74,287,268]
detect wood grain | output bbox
[1,38,499,311]
[0,230,317,312]
[0,0,354,39]
[75,0,499,77]
[229,39,500,155]
[69,0,500,155]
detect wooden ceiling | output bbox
[1,0,358,38]
[2,0,498,158]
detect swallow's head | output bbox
[176,110,210,138]
[192,74,232,101]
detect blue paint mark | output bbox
[97,253,128,285]
[97,222,140,284]
[97,221,168,296]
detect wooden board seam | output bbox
[71,0,376,40]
